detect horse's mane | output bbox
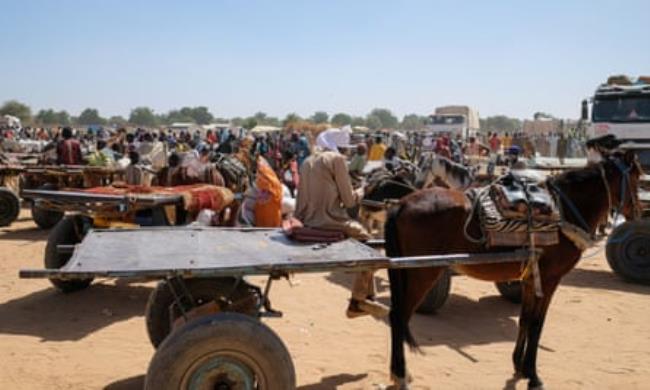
[548,163,602,187]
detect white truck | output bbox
[426,105,480,139]
[583,75,650,284]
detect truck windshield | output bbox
[592,95,650,123]
[430,115,465,125]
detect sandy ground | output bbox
[1,208,649,390]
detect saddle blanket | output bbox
[467,184,561,248]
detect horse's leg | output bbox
[513,278,535,375]
[521,280,560,390]
[388,269,408,386]
[389,267,445,387]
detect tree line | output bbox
[1,99,525,132]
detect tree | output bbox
[165,109,193,124]
[231,117,244,126]
[311,111,329,124]
[188,106,214,124]
[129,107,157,127]
[36,109,71,126]
[35,109,58,125]
[331,113,352,126]
[351,116,366,127]
[368,108,398,129]
[56,111,71,126]
[366,114,382,130]
[253,112,268,122]
[78,108,106,125]
[283,113,302,126]
[0,100,32,124]
[263,116,281,127]
[242,117,258,130]
[400,114,427,130]
[480,115,522,133]
[108,115,128,126]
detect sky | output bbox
[1,0,649,121]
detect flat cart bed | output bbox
[20,227,536,280]
[21,188,184,206]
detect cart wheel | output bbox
[146,277,261,348]
[145,312,296,390]
[0,187,20,227]
[44,215,93,293]
[495,280,522,303]
[606,220,650,284]
[31,184,64,229]
[416,269,451,314]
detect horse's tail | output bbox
[385,206,418,350]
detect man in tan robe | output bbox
[295,149,388,319]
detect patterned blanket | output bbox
[466,185,561,247]
[82,184,234,214]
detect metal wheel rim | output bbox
[181,350,266,390]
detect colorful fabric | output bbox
[254,156,283,227]
[82,184,234,214]
[368,143,387,161]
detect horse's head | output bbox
[602,150,643,221]
[417,153,474,190]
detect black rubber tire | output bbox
[606,220,650,284]
[0,187,20,227]
[31,184,64,229]
[44,215,93,292]
[495,280,523,303]
[145,278,260,348]
[416,269,452,314]
[145,312,296,390]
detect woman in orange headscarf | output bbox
[254,156,283,227]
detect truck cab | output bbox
[584,76,650,284]
[586,76,650,170]
[425,105,480,140]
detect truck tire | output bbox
[0,187,20,227]
[146,277,260,348]
[31,184,64,229]
[44,215,93,292]
[145,313,295,390]
[606,220,650,284]
[495,280,523,303]
[416,269,451,314]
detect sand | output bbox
[1,208,649,389]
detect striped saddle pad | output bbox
[467,186,561,247]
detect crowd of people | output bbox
[1,122,595,318]
[1,123,590,195]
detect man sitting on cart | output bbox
[295,127,389,319]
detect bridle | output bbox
[601,157,641,221]
[548,156,640,237]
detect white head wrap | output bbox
[316,125,352,151]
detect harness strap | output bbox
[548,180,591,234]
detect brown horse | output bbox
[386,151,642,389]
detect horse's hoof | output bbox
[390,373,413,389]
[528,380,544,390]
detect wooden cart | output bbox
[20,227,537,390]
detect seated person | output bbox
[295,141,388,319]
